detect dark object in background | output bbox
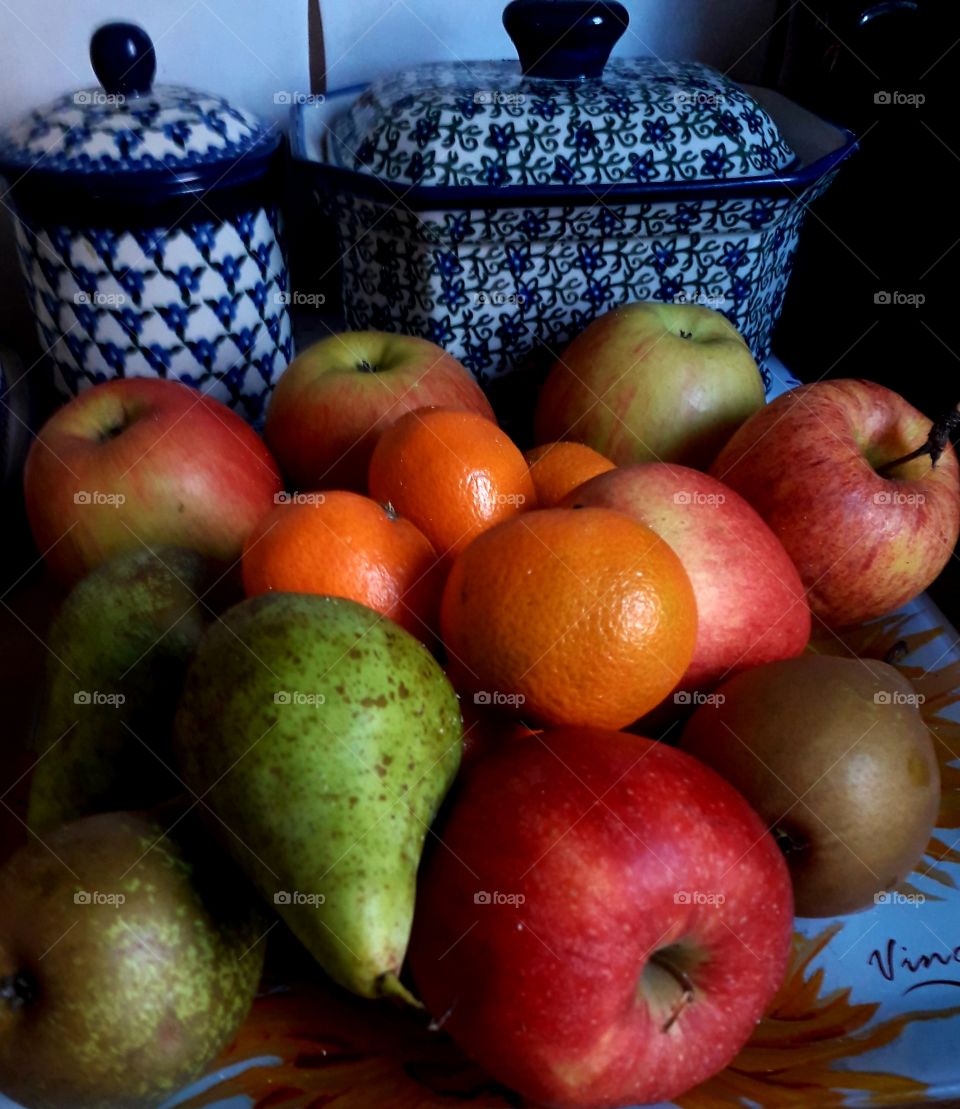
[772,1,959,421]
[0,344,42,581]
[0,346,31,498]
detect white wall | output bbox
[321,0,780,88]
[0,0,778,358]
[0,1,311,131]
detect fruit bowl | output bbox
[4,357,960,1109]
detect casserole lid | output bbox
[0,22,280,201]
[326,0,796,189]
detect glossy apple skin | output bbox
[264,331,495,490]
[409,727,793,1109]
[563,464,810,691]
[711,379,960,627]
[534,303,765,470]
[24,378,282,587]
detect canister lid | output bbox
[0,22,280,201]
[327,0,796,189]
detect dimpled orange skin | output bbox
[524,441,616,507]
[367,407,537,564]
[242,490,444,643]
[441,507,698,729]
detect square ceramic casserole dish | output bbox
[292,0,856,391]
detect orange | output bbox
[368,407,536,564]
[441,507,697,729]
[524,441,615,507]
[242,489,443,642]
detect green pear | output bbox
[0,810,265,1109]
[172,592,462,1003]
[28,545,238,834]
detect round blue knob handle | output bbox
[503,0,629,80]
[90,22,156,97]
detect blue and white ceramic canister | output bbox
[0,22,292,424]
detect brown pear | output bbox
[679,655,940,916]
[0,810,264,1108]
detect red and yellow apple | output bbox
[409,726,793,1108]
[264,331,495,491]
[24,378,282,586]
[711,379,960,627]
[563,463,810,691]
[534,302,765,469]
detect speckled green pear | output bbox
[0,810,264,1108]
[172,592,462,1003]
[28,545,238,835]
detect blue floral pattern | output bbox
[323,174,839,392]
[15,205,292,423]
[329,59,795,188]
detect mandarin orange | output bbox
[368,407,536,564]
[524,441,615,507]
[441,507,697,728]
[242,489,442,642]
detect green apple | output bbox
[535,302,765,469]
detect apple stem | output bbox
[876,403,960,477]
[884,640,909,666]
[0,972,36,1011]
[358,360,379,373]
[99,425,125,443]
[649,952,695,1032]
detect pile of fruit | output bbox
[4,302,958,1109]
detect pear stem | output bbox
[0,972,36,1011]
[876,403,960,477]
[648,951,695,1032]
[376,970,423,1008]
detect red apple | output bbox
[534,303,765,470]
[24,378,282,586]
[563,463,810,691]
[710,379,960,627]
[264,331,495,491]
[409,727,794,1109]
